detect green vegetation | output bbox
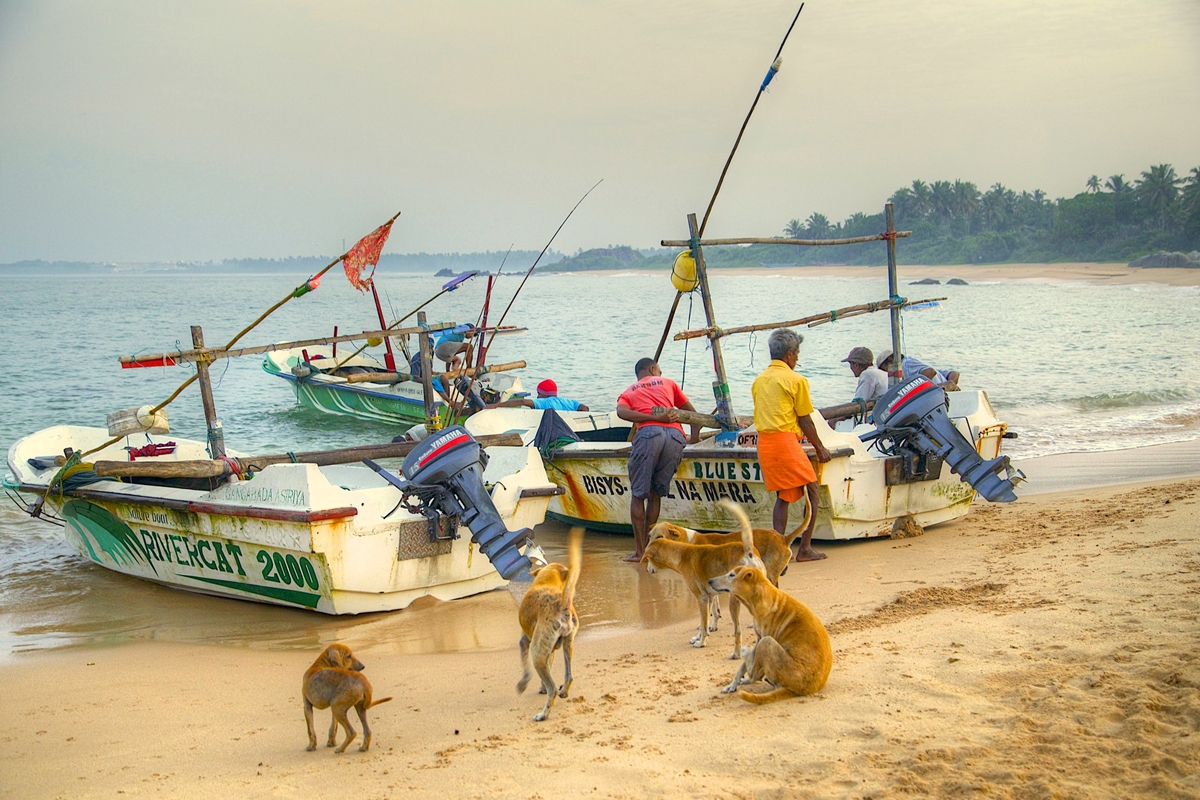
[547,163,1200,270]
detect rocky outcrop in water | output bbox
[1129,251,1200,269]
[910,277,941,285]
[946,278,969,285]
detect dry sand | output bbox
[2,478,1199,799]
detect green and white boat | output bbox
[262,345,525,428]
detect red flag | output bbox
[343,219,395,292]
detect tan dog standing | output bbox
[640,500,765,652]
[647,498,814,637]
[517,527,583,721]
[303,643,392,753]
[707,504,832,703]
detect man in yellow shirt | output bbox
[751,329,831,561]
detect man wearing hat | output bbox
[490,379,589,411]
[876,349,960,390]
[842,346,888,404]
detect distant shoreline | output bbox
[550,262,1200,288]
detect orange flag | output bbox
[343,218,396,292]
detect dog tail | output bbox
[718,499,763,569]
[737,686,797,705]
[781,494,816,550]
[563,526,584,610]
[368,696,394,708]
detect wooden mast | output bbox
[417,311,439,430]
[190,326,225,459]
[687,213,737,429]
[885,202,904,385]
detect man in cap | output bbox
[842,346,888,405]
[752,329,831,561]
[489,379,589,412]
[876,349,960,390]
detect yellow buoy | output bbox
[671,251,699,292]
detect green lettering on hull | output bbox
[186,575,322,608]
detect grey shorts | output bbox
[435,341,466,362]
[628,425,686,499]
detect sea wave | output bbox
[1070,388,1198,411]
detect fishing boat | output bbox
[261,272,529,429]
[464,384,1014,538]
[3,216,560,614]
[5,426,556,614]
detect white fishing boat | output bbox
[464,386,1014,539]
[5,425,557,614]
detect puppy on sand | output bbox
[641,500,766,652]
[709,502,832,703]
[517,527,583,721]
[303,643,392,753]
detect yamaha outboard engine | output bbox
[363,426,535,581]
[866,377,1024,503]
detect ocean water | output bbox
[1,268,1197,655]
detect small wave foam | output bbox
[1070,388,1197,411]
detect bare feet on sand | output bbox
[623,552,643,563]
[795,547,827,562]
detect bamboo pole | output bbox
[671,296,946,341]
[687,213,739,431]
[885,203,904,386]
[92,432,525,479]
[119,322,459,366]
[191,326,225,458]
[343,360,527,384]
[658,399,874,432]
[417,312,438,429]
[660,231,912,248]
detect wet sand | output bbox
[3,477,1199,798]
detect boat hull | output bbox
[7,426,555,614]
[467,393,1009,540]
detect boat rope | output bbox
[681,292,694,388]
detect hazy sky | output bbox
[1,0,1197,262]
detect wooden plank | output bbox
[191,326,225,458]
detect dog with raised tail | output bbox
[517,527,584,721]
[640,499,766,652]
[709,502,832,703]
[303,643,392,753]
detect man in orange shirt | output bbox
[751,329,831,561]
[617,357,700,562]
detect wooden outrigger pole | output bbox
[671,294,945,342]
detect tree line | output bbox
[778,163,1200,265]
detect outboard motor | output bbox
[865,377,1024,503]
[363,426,535,581]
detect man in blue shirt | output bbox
[491,379,589,411]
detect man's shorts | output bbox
[435,341,466,362]
[628,425,686,499]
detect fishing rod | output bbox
[446,181,602,422]
[474,244,513,369]
[653,3,805,363]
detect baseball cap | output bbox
[875,349,893,369]
[536,379,558,396]
[841,346,874,365]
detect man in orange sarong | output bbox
[751,329,832,562]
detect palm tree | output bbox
[930,181,955,223]
[910,180,933,219]
[784,219,804,238]
[889,187,915,221]
[1182,167,1200,216]
[805,212,831,239]
[952,180,981,221]
[1086,175,1101,193]
[1105,174,1132,195]
[1136,164,1182,230]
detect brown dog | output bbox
[641,500,765,652]
[517,527,583,721]
[706,502,831,703]
[303,643,392,753]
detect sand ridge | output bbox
[1,479,1198,798]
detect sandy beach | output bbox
[699,263,1200,288]
[2,476,1197,799]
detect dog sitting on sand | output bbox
[708,503,832,703]
[517,527,583,721]
[303,643,392,753]
[641,499,768,653]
